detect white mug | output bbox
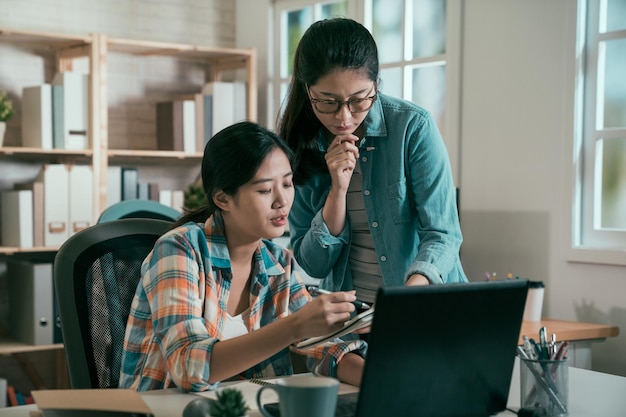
[257,375,339,417]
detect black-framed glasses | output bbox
[307,87,378,114]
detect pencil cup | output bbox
[520,357,569,416]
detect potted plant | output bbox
[184,175,208,211]
[0,92,15,146]
[209,388,250,417]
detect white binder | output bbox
[68,164,94,236]
[36,164,70,247]
[21,84,53,149]
[7,261,54,345]
[0,190,34,248]
[52,71,89,150]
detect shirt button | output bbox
[380,256,387,262]
[361,156,368,162]
[364,190,370,196]
[372,222,378,228]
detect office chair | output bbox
[54,218,172,388]
[97,199,181,223]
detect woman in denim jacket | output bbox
[278,18,468,305]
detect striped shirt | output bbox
[119,212,367,392]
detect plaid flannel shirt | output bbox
[119,212,367,392]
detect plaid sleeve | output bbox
[141,228,221,392]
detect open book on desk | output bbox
[294,307,375,349]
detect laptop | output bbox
[267,279,529,417]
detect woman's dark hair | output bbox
[172,121,294,228]
[277,18,379,185]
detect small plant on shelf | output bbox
[0,92,15,122]
[209,388,250,417]
[184,176,208,212]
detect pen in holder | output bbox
[520,357,569,416]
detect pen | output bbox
[306,286,371,310]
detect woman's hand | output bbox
[291,291,356,340]
[405,273,430,286]
[325,135,360,193]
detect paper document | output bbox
[295,307,375,349]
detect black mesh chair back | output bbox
[54,218,172,388]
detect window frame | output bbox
[565,0,626,266]
[271,0,461,184]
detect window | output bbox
[271,0,460,182]
[573,0,626,259]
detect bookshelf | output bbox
[0,27,257,253]
[0,28,257,361]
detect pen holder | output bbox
[520,357,569,416]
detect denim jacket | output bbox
[289,93,467,291]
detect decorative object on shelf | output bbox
[209,388,250,417]
[0,91,15,146]
[184,176,208,212]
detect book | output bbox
[294,307,375,349]
[14,181,45,247]
[121,167,138,200]
[201,81,235,137]
[6,385,18,407]
[51,84,65,149]
[156,100,184,151]
[182,99,196,152]
[0,377,6,408]
[31,389,154,417]
[21,84,53,149]
[106,165,123,208]
[1,190,34,247]
[52,72,89,150]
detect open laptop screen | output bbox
[355,280,529,417]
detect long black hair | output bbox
[277,18,379,185]
[172,121,294,228]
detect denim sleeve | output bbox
[289,186,350,280]
[405,113,463,284]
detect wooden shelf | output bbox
[108,149,203,164]
[0,340,63,355]
[0,246,59,255]
[0,147,92,164]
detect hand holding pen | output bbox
[306,286,371,310]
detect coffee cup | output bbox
[256,375,339,417]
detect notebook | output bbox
[267,279,529,417]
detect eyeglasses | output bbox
[307,87,378,114]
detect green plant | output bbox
[209,388,250,417]
[0,92,15,122]
[184,176,208,211]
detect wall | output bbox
[459,0,626,376]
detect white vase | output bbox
[0,121,6,147]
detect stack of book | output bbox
[156,81,246,152]
[21,71,89,150]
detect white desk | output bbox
[2,360,625,417]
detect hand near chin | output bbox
[325,135,360,191]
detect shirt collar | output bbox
[203,211,285,284]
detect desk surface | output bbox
[519,318,619,345]
[3,361,626,417]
